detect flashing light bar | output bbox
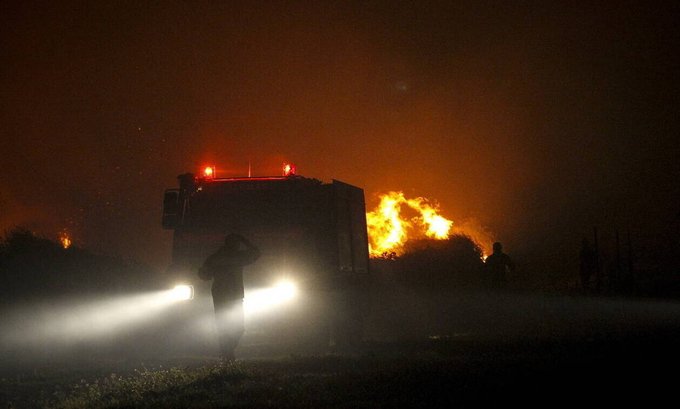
[283,163,296,177]
[203,166,215,178]
[198,162,298,179]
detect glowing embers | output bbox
[244,280,297,317]
[170,284,194,301]
[366,191,453,257]
[59,230,71,249]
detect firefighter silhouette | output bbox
[199,233,260,359]
[484,242,514,288]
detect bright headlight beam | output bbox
[0,290,184,346]
[272,281,296,301]
[1,285,200,347]
[169,284,194,301]
[244,280,298,316]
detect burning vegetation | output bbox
[366,192,454,257]
[366,192,494,259]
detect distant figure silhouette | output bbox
[484,242,514,289]
[199,233,260,360]
[579,238,597,290]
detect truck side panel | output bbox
[332,180,369,276]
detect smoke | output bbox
[452,218,496,257]
[0,1,677,278]
[0,291,192,348]
[0,281,302,365]
[363,286,680,344]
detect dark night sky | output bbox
[1,1,679,272]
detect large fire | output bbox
[366,191,453,257]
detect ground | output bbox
[1,326,677,408]
[2,288,679,408]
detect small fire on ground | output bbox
[59,231,72,249]
[366,191,492,258]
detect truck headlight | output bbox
[272,280,297,301]
[170,284,194,301]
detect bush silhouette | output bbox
[370,234,485,290]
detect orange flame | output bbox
[59,231,72,249]
[366,192,453,257]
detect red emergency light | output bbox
[203,166,215,179]
[282,163,296,177]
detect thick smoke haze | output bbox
[1,1,678,275]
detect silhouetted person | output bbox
[199,233,260,360]
[579,238,597,291]
[484,242,514,289]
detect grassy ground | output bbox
[2,328,677,409]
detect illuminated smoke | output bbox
[244,281,297,317]
[451,218,496,258]
[366,191,453,257]
[0,289,191,347]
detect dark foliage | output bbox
[0,227,161,304]
[371,234,485,290]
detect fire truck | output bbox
[161,164,370,349]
